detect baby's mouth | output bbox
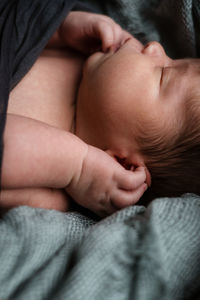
[106,38,131,54]
[83,38,135,73]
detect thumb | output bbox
[93,22,115,52]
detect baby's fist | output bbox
[66,145,148,217]
[59,11,132,54]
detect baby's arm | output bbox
[1,114,88,189]
[66,147,147,217]
[1,114,89,212]
[1,13,146,216]
[1,114,147,217]
[0,188,69,212]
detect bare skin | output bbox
[1,12,148,217]
[5,48,83,212]
[4,11,198,216]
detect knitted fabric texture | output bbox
[0,196,200,300]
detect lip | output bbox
[84,38,130,67]
[122,37,144,53]
[83,37,144,73]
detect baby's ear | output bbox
[114,156,135,170]
[127,154,151,187]
[105,150,132,170]
[105,149,151,187]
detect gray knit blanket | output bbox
[1,1,200,299]
[0,196,200,300]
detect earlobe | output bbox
[105,150,133,170]
[129,154,152,187]
[105,149,151,186]
[115,156,134,170]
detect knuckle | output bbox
[113,23,123,35]
[99,15,113,23]
[98,19,110,29]
[115,23,122,31]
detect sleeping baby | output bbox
[1,11,200,216]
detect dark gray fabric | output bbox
[0,0,92,188]
[0,0,77,188]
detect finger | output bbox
[94,21,115,52]
[121,30,133,42]
[112,23,126,50]
[111,183,148,209]
[117,166,147,190]
[110,25,132,52]
[0,188,69,211]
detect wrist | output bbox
[63,134,89,189]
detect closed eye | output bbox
[160,67,164,86]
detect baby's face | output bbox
[76,37,200,153]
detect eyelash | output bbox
[160,67,164,86]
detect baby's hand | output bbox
[66,145,147,217]
[59,11,132,54]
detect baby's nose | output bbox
[142,41,166,57]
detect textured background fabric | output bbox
[0,195,200,300]
[103,0,199,58]
[0,0,81,189]
[83,0,200,58]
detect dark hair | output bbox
[136,92,200,202]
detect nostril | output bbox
[143,41,157,55]
[143,41,166,59]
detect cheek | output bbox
[75,78,108,147]
[76,58,157,145]
[78,68,136,131]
